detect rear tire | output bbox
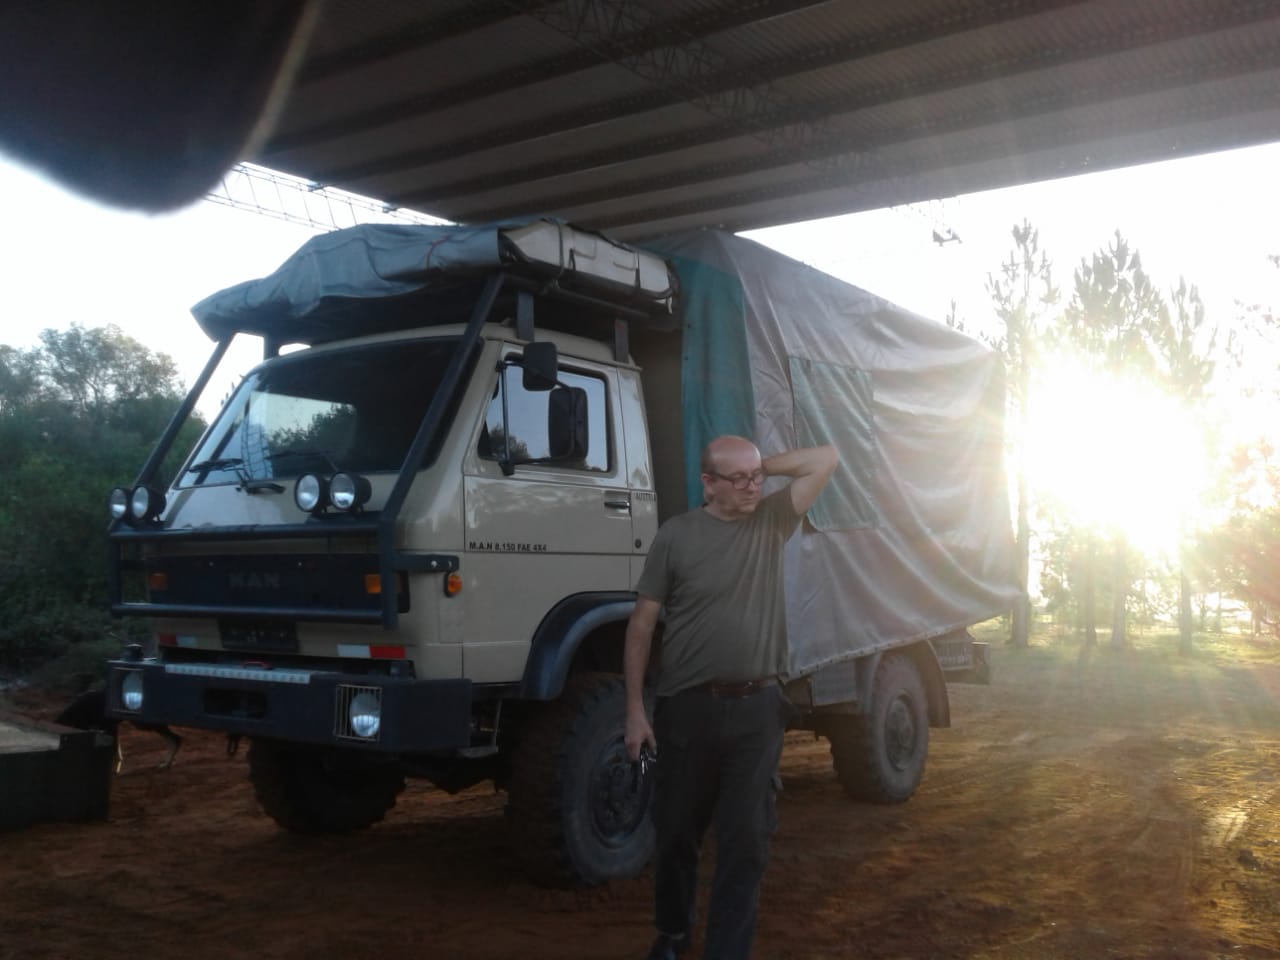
[247,740,404,833]
[506,673,655,887]
[829,654,928,803]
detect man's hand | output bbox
[625,706,656,763]
[762,444,839,515]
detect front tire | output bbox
[506,672,655,887]
[247,740,405,833]
[829,653,929,804]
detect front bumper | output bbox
[105,659,473,753]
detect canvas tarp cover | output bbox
[190,223,511,343]
[190,220,676,344]
[648,231,1015,678]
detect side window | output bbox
[479,365,611,472]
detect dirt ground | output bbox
[3,631,1279,960]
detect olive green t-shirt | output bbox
[636,488,801,696]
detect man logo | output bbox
[228,572,281,591]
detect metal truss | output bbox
[205,162,443,232]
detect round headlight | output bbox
[108,487,130,521]
[129,486,166,522]
[330,472,371,512]
[348,691,381,739]
[121,672,144,712]
[294,473,324,512]
[130,486,151,520]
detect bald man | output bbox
[625,435,838,960]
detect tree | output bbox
[0,326,201,675]
[1058,233,1166,649]
[0,345,41,412]
[1150,279,1217,654]
[1195,256,1280,639]
[37,324,183,413]
[987,221,1059,647]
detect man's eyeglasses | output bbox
[708,469,766,491]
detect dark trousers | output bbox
[652,685,787,960]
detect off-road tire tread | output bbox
[829,654,928,804]
[506,672,649,887]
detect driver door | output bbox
[461,354,634,682]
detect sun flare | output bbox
[1020,362,1211,560]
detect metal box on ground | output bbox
[0,712,114,831]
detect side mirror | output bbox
[521,341,559,392]
[547,386,589,461]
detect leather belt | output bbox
[698,677,775,699]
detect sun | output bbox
[1020,360,1211,560]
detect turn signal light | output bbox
[365,573,408,596]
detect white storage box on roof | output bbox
[501,221,676,312]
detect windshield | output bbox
[180,338,461,487]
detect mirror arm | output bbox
[516,289,535,342]
[498,361,516,476]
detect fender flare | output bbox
[518,591,637,700]
[855,642,951,728]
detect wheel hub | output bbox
[590,738,652,848]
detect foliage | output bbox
[986,220,1059,646]
[0,325,203,672]
[1153,280,1216,401]
[1149,279,1218,652]
[1058,232,1164,376]
[1052,233,1173,648]
[1195,435,1280,636]
[1196,509,1280,632]
[987,221,1059,407]
[1186,255,1280,639]
[1033,498,1113,636]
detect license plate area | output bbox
[219,620,299,654]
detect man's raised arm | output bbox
[762,444,839,515]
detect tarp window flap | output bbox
[788,355,877,531]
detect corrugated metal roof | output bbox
[251,0,1280,238]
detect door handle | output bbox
[604,498,631,511]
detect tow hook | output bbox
[226,734,241,757]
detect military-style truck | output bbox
[105,221,1012,886]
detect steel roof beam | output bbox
[595,78,1280,234]
[392,1,1278,212]
[279,0,1086,178]
[267,0,834,154]
[314,0,1275,193]
[448,41,1280,222]
[296,1,542,83]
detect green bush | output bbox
[27,632,127,694]
[0,325,204,681]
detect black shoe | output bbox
[645,933,688,960]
